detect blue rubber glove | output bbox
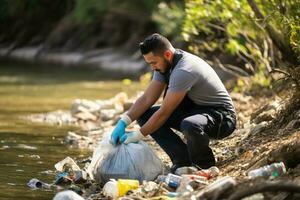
[110,119,127,145]
[120,129,145,144]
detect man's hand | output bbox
[120,130,145,144]
[110,114,132,145]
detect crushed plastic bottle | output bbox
[181,174,207,182]
[102,179,139,198]
[248,162,286,179]
[196,166,220,179]
[27,178,51,189]
[174,166,220,180]
[175,166,198,175]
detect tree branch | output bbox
[246,0,297,64]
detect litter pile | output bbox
[26,92,300,199]
[28,153,297,199]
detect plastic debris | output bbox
[73,170,88,184]
[95,141,163,184]
[55,172,72,185]
[196,166,220,179]
[53,190,84,200]
[248,162,286,179]
[102,179,139,198]
[55,157,80,172]
[27,178,51,189]
[175,166,198,176]
[165,173,182,189]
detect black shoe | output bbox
[192,161,215,170]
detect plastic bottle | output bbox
[196,166,220,179]
[175,176,194,193]
[156,175,167,183]
[27,178,51,189]
[181,174,207,182]
[175,166,198,175]
[248,162,286,179]
[165,173,182,188]
[102,179,139,198]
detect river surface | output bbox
[0,62,143,200]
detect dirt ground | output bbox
[42,78,300,199]
[140,82,300,199]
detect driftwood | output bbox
[228,181,300,200]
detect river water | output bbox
[0,62,143,200]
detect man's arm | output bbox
[127,80,165,121]
[140,90,187,136]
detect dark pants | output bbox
[137,96,236,169]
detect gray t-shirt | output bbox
[153,50,234,111]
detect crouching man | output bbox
[110,33,236,172]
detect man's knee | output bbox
[180,119,209,149]
[180,119,205,137]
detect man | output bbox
[110,33,236,172]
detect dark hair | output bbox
[139,33,172,55]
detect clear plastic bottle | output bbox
[248,162,286,179]
[165,173,182,188]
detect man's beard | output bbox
[157,59,171,75]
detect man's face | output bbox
[143,52,170,74]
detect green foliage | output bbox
[0,0,8,23]
[71,0,109,24]
[71,0,163,24]
[183,0,300,74]
[152,2,185,37]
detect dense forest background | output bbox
[0,0,300,91]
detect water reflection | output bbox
[0,62,143,199]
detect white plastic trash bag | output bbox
[86,133,114,180]
[87,133,163,185]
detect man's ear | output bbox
[163,50,173,62]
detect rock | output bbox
[26,110,74,125]
[74,107,98,121]
[64,132,93,149]
[71,99,100,116]
[100,109,118,121]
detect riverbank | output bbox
[0,46,146,76]
[0,45,242,81]
[26,83,300,199]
